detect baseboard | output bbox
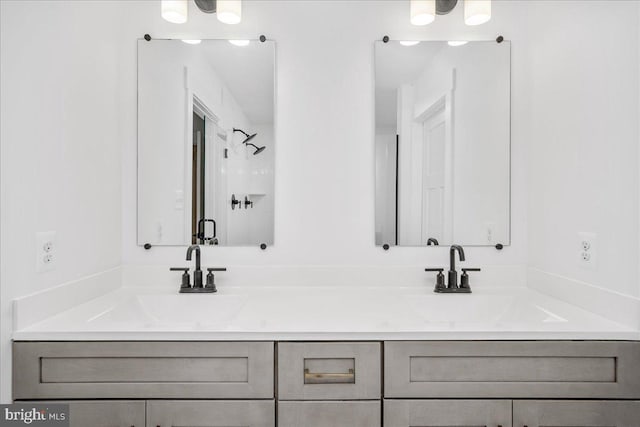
[527,267,640,330]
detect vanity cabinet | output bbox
[384,399,512,427]
[512,400,640,427]
[146,400,275,427]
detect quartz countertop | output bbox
[12,285,639,341]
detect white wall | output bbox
[375,128,397,245]
[0,1,123,402]
[526,1,640,298]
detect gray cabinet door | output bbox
[384,399,512,427]
[384,341,640,398]
[513,400,640,427]
[146,400,274,427]
[278,401,380,427]
[29,401,145,427]
[13,341,274,399]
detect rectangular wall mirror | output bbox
[138,39,275,247]
[375,40,511,247]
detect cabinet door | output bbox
[146,400,274,427]
[513,400,640,427]
[29,401,145,427]
[278,401,380,427]
[384,399,511,427]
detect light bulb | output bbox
[161,0,188,24]
[217,0,242,25]
[229,40,250,47]
[182,40,202,45]
[399,41,421,47]
[447,41,468,47]
[410,0,436,26]
[464,0,491,26]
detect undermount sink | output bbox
[88,294,246,326]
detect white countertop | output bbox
[12,285,639,341]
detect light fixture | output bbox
[410,0,436,26]
[447,40,468,46]
[161,0,242,25]
[182,39,202,45]
[400,41,421,47]
[464,0,491,26]
[229,40,250,47]
[161,0,188,24]
[217,0,242,24]
[407,0,491,26]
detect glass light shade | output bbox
[410,0,436,26]
[229,40,250,47]
[399,41,421,47]
[161,0,188,24]
[217,0,242,24]
[464,0,491,26]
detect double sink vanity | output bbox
[11,245,640,426]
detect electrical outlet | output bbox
[36,231,56,273]
[578,232,597,270]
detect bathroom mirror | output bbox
[375,40,510,247]
[138,39,275,247]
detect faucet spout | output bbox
[186,245,201,272]
[448,245,465,288]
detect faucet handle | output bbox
[170,267,191,289]
[205,268,226,292]
[460,268,481,289]
[425,268,446,291]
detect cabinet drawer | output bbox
[384,399,511,427]
[513,400,640,427]
[278,342,381,400]
[278,401,380,427]
[13,341,274,399]
[147,400,274,427]
[384,341,640,398]
[29,401,146,427]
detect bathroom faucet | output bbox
[425,244,480,293]
[448,245,465,288]
[427,238,439,246]
[186,245,203,288]
[170,245,227,293]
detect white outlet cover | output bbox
[578,232,597,270]
[36,231,56,273]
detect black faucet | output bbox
[186,245,203,288]
[448,245,465,288]
[169,245,226,293]
[427,238,439,246]
[425,244,479,293]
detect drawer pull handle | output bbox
[304,368,355,384]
